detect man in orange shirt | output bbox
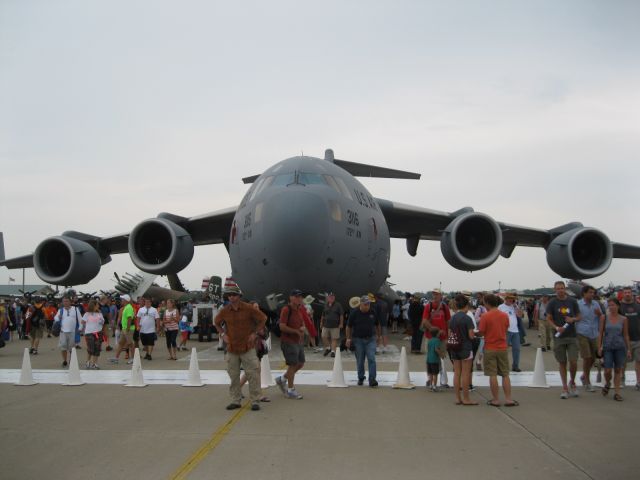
[478,294,518,407]
[44,300,58,338]
[214,280,267,411]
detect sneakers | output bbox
[430,385,440,392]
[286,389,303,399]
[323,349,330,357]
[569,383,579,397]
[251,403,260,411]
[226,403,241,410]
[29,348,34,355]
[560,390,569,399]
[512,367,522,372]
[105,345,113,351]
[369,380,378,388]
[275,375,287,395]
[358,378,365,386]
[330,351,335,358]
[109,358,119,364]
[426,379,432,387]
[62,361,68,367]
[585,384,597,393]
[126,359,134,365]
[541,347,547,352]
[32,349,38,355]
[636,383,640,391]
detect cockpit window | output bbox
[298,172,327,185]
[272,173,296,186]
[249,175,273,201]
[334,177,354,201]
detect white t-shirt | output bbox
[498,303,519,333]
[82,312,104,335]
[55,307,81,333]
[137,306,160,334]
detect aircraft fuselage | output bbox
[229,156,390,303]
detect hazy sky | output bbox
[1,1,639,294]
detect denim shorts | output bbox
[603,347,626,369]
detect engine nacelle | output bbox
[34,236,101,285]
[546,227,612,279]
[128,218,194,274]
[440,212,503,271]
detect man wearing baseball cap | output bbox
[346,295,381,386]
[275,289,307,399]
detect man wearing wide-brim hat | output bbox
[214,279,267,411]
[346,295,381,387]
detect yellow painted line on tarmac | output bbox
[170,403,250,480]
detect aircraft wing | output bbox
[0,207,237,280]
[376,197,640,277]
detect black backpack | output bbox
[31,305,45,328]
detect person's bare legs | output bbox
[461,359,476,404]
[285,363,304,389]
[613,367,622,395]
[453,360,462,404]
[502,376,513,403]
[582,357,594,385]
[559,362,568,392]
[489,376,500,404]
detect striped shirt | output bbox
[163,309,179,331]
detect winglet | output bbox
[0,232,5,262]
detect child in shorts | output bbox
[426,327,444,391]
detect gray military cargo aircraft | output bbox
[1,149,639,306]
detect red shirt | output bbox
[280,305,305,344]
[422,302,450,340]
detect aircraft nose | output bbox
[262,189,330,272]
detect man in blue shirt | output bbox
[577,285,604,392]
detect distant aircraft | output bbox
[2,149,640,306]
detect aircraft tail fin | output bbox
[0,232,4,262]
[325,149,420,180]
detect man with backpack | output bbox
[275,289,307,399]
[54,296,81,367]
[422,288,451,387]
[27,297,46,355]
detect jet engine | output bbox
[128,218,194,274]
[440,212,503,271]
[546,227,612,279]
[34,236,101,285]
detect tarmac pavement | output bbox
[1,330,639,480]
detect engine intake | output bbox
[34,236,101,285]
[128,218,194,274]
[440,212,503,271]
[546,227,612,279]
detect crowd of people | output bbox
[0,293,200,368]
[1,279,638,410]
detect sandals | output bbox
[504,400,519,407]
[602,383,611,396]
[486,400,501,407]
[613,393,623,402]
